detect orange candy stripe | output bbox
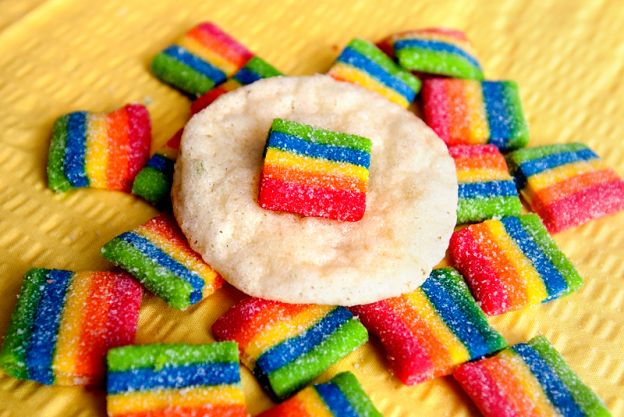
[187,26,250,69]
[534,169,619,206]
[259,396,311,417]
[106,107,130,190]
[453,153,507,171]
[480,355,538,416]
[262,164,367,193]
[446,80,470,145]
[112,404,248,417]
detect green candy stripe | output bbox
[151,53,216,96]
[270,119,372,153]
[47,115,72,192]
[131,167,172,208]
[242,56,282,78]
[330,372,383,417]
[457,196,522,224]
[499,81,530,150]
[396,48,484,80]
[507,143,589,165]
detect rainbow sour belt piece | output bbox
[423,78,529,151]
[449,214,583,316]
[151,22,253,96]
[107,342,248,417]
[211,297,368,400]
[0,269,142,385]
[454,336,611,417]
[101,213,222,310]
[258,119,372,222]
[506,143,624,233]
[450,144,522,224]
[350,268,506,385]
[381,28,484,80]
[327,38,421,108]
[256,372,382,417]
[47,104,151,192]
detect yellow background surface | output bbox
[0,0,623,415]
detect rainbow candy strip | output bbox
[423,78,529,151]
[101,213,222,310]
[107,342,247,417]
[350,268,506,385]
[258,119,372,222]
[0,269,142,386]
[47,104,151,192]
[327,38,421,108]
[211,297,368,400]
[507,143,624,233]
[256,372,382,417]
[382,28,484,80]
[454,336,611,417]
[449,214,583,316]
[450,144,522,224]
[151,22,253,96]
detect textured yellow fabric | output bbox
[0,0,623,416]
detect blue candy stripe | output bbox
[394,39,482,70]
[107,362,240,394]
[255,307,353,375]
[64,112,89,187]
[118,232,204,303]
[482,82,516,150]
[501,217,569,300]
[316,382,360,417]
[233,67,262,85]
[163,45,227,84]
[268,131,371,168]
[458,180,518,199]
[146,153,175,174]
[512,344,585,417]
[25,270,73,384]
[519,148,598,178]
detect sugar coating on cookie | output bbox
[454,336,611,417]
[173,75,457,305]
[507,143,624,233]
[256,372,382,417]
[327,38,421,108]
[101,213,222,310]
[423,78,528,151]
[0,269,142,386]
[450,144,522,224]
[449,214,583,316]
[47,104,151,192]
[106,342,247,417]
[350,268,506,385]
[211,297,368,400]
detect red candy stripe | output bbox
[454,361,518,417]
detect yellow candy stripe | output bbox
[297,386,335,417]
[85,114,109,188]
[527,159,607,192]
[464,80,489,144]
[329,63,410,107]
[177,37,238,76]
[265,148,369,182]
[457,168,511,183]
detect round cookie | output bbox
[172,75,457,306]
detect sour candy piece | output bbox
[107,342,248,417]
[211,297,368,400]
[454,336,611,417]
[450,144,522,224]
[47,104,151,192]
[381,28,484,80]
[258,118,372,222]
[350,268,506,385]
[449,214,583,316]
[256,372,382,417]
[151,22,253,96]
[507,143,624,233]
[101,213,222,310]
[423,78,529,151]
[327,38,421,108]
[0,269,142,385]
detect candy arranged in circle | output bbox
[101,213,222,310]
[0,269,142,386]
[449,214,583,316]
[106,342,247,417]
[454,336,611,417]
[507,143,624,233]
[47,104,151,192]
[350,268,506,385]
[211,297,368,400]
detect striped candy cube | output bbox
[327,38,421,108]
[256,372,382,417]
[451,144,522,224]
[449,214,583,316]
[107,342,247,417]
[454,336,611,417]
[350,268,506,385]
[258,119,372,222]
[101,214,222,310]
[423,78,529,151]
[507,143,624,233]
[47,104,151,192]
[211,297,368,400]
[381,28,484,80]
[0,269,142,385]
[151,22,253,96]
